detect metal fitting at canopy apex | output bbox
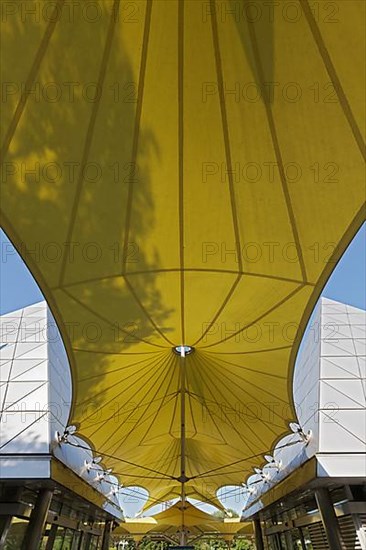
[173,346,195,357]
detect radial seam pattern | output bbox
[101,352,176,451]
[62,288,167,348]
[122,0,153,273]
[59,0,120,286]
[194,354,276,451]
[77,355,164,408]
[192,354,260,450]
[0,0,65,163]
[300,0,366,160]
[202,284,305,347]
[79,352,171,428]
[210,0,243,272]
[246,14,308,283]
[124,275,176,346]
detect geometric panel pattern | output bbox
[319,298,366,453]
[242,297,366,517]
[0,302,71,454]
[293,296,366,452]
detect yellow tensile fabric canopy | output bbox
[0,0,365,509]
[117,517,157,542]
[151,500,220,528]
[114,501,253,539]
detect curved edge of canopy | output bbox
[0,212,79,417]
[1,203,365,494]
[285,203,366,436]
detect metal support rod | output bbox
[45,524,58,550]
[298,527,307,550]
[22,489,53,550]
[180,346,186,484]
[180,346,186,546]
[315,487,345,550]
[253,517,264,550]
[77,530,85,550]
[83,532,92,548]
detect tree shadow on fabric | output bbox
[0,1,175,451]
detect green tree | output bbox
[211,509,239,519]
[232,538,255,550]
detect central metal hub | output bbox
[173,346,194,357]
[177,474,190,483]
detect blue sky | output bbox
[1,230,44,314]
[0,223,365,516]
[321,223,365,309]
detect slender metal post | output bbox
[298,527,307,550]
[83,532,92,548]
[77,531,85,550]
[180,346,186,547]
[101,519,113,550]
[315,487,345,550]
[253,517,264,550]
[179,528,186,547]
[22,489,53,550]
[45,523,58,550]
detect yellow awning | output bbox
[119,517,158,535]
[152,501,220,528]
[116,517,158,542]
[114,501,253,538]
[216,518,254,542]
[1,0,365,508]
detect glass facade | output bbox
[0,518,102,550]
[0,483,107,550]
[259,485,366,549]
[3,517,28,549]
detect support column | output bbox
[0,516,13,548]
[45,523,58,550]
[298,527,307,550]
[77,530,85,550]
[253,517,264,550]
[0,487,24,548]
[22,489,53,550]
[315,487,345,550]
[101,519,113,550]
